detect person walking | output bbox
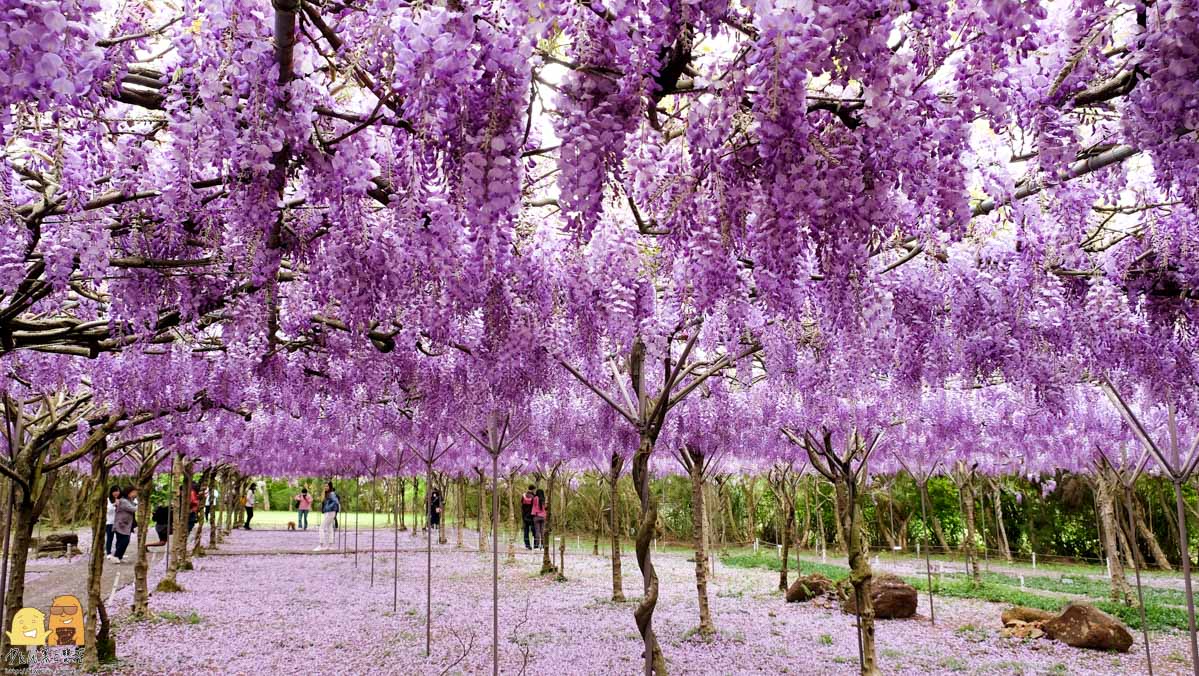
[294,487,312,530]
[112,487,139,564]
[104,486,120,559]
[532,488,547,550]
[316,482,339,551]
[521,485,536,550]
[244,483,256,530]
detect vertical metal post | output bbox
[1173,478,1199,673]
[393,469,399,613]
[355,477,360,568]
[426,459,433,657]
[918,479,936,625]
[491,451,500,676]
[1123,483,1153,676]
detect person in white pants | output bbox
[315,481,340,551]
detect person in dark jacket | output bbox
[316,482,340,551]
[152,503,172,545]
[112,487,139,564]
[521,485,536,550]
[429,488,443,535]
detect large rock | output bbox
[785,573,834,602]
[1002,606,1056,626]
[840,573,918,619]
[1042,603,1133,653]
[45,533,79,547]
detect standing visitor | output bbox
[532,488,547,550]
[188,485,200,532]
[104,486,120,559]
[316,482,340,551]
[244,483,256,530]
[429,488,443,537]
[521,485,536,550]
[152,502,172,545]
[204,487,218,520]
[294,487,312,530]
[112,487,139,564]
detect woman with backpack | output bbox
[316,482,340,551]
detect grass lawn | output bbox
[720,550,1191,631]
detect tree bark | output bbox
[991,481,1012,561]
[158,453,187,590]
[743,477,758,544]
[398,477,407,531]
[1133,493,1173,570]
[632,434,666,674]
[685,446,714,636]
[541,464,560,575]
[476,471,486,552]
[608,453,626,602]
[833,481,848,554]
[132,467,153,618]
[82,456,108,670]
[957,472,981,586]
[918,481,951,552]
[838,472,879,676]
[1094,473,1133,603]
[779,490,795,591]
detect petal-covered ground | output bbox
[108,529,1192,674]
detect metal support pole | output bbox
[1173,478,1199,674]
[1124,483,1153,676]
[426,460,433,657]
[491,452,500,676]
[918,480,936,625]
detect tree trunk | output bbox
[208,473,221,549]
[158,454,187,591]
[992,482,1012,561]
[132,467,153,618]
[632,434,666,674]
[958,474,981,586]
[919,481,950,552]
[398,478,407,531]
[779,491,795,591]
[609,454,626,602]
[179,465,194,568]
[508,478,517,540]
[0,498,37,657]
[1094,473,1133,603]
[744,477,758,544]
[839,474,879,676]
[191,469,210,558]
[1133,494,1173,570]
[477,472,486,552]
[685,447,714,636]
[82,458,108,670]
[833,481,848,554]
[541,466,559,575]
